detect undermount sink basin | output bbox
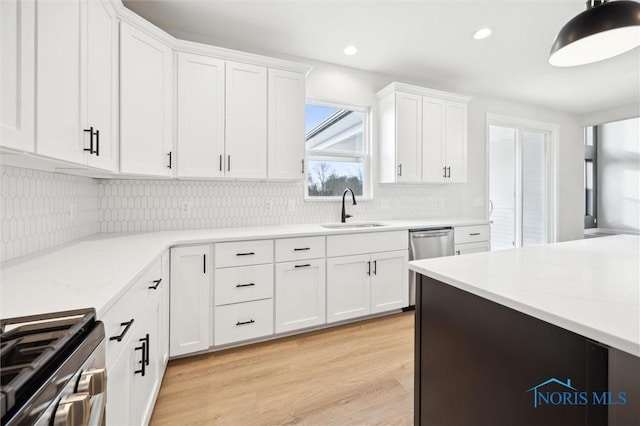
[320,222,386,229]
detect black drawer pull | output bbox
[110,319,134,342]
[294,264,311,268]
[236,252,255,256]
[469,232,481,236]
[134,342,146,376]
[83,127,94,154]
[94,129,100,156]
[236,283,255,288]
[148,279,162,290]
[236,319,255,326]
[294,247,311,251]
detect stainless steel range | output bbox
[0,308,106,426]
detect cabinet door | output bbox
[177,53,225,178]
[444,101,467,182]
[225,61,267,179]
[275,259,326,333]
[36,0,85,163]
[422,97,446,183]
[267,69,305,180]
[170,245,211,356]
[1,0,35,152]
[160,251,170,368]
[395,92,422,183]
[371,250,409,313]
[85,0,117,171]
[130,299,161,426]
[455,241,490,255]
[326,254,371,323]
[120,22,174,176]
[106,335,134,426]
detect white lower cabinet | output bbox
[326,254,371,323]
[275,258,326,333]
[370,250,409,313]
[170,245,211,357]
[104,254,167,426]
[454,225,491,255]
[214,298,274,345]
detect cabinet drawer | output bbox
[454,225,490,244]
[103,257,163,367]
[275,236,325,262]
[326,230,407,257]
[215,264,274,306]
[214,299,274,345]
[215,240,273,268]
[455,241,490,255]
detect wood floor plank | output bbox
[150,312,414,426]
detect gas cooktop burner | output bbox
[0,309,98,421]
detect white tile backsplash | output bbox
[97,180,446,233]
[1,165,447,261]
[0,166,99,262]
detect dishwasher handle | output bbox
[411,230,452,238]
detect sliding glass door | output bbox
[489,125,548,250]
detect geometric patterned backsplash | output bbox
[97,179,447,233]
[1,164,447,262]
[0,165,100,262]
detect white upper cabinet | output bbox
[35,0,118,171]
[377,82,470,184]
[267,69,305,180]
[225,61,267,179]
[120,22,174,176]
[1,0,35,152]
[176,52,225,178]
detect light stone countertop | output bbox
[409,234,640,357]
[0,217,486,320]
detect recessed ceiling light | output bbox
[473,27,492,40]
[344,45,358,56]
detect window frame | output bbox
[304,99,372,201]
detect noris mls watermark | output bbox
[527,378,627,408]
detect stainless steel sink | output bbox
[320,222,386,229]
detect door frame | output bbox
[485,113,559,245]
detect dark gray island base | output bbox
[414,274,640,426]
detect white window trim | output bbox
[485,113,559,244]
[304,99,373,201]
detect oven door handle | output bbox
[87,392,106,426]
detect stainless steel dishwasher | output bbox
[408,228,454,306]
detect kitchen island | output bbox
[409,235,639,426]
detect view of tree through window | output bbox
[305,103,367,197]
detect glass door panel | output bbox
[522,130,547,246]
[489,125,516,250]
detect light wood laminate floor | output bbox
[150,312,414,425]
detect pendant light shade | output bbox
[549,0,640,67]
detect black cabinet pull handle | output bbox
[236,283,255,288]
[301,159,305,174]
[294,263,311,268]
[443,166,447,178]
[148,279,162,290]
[456,250,461,255]
[94,129,100,156]
[228,155,230,171]
[469,232,481,236]
[203,254,206,274]
[109,319,134,342]
[398,164,402,176]
[367,261,371,276]
[167,152,172,169]
[293,247,310,251]
[134,342,146,376]
[447,166,451,178]
[219,154,223,171]
[236,319,255,326]
[141,333,150,366]
[83,127,94,154]
[236,252,255,256]
[373,260,377,275]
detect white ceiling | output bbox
[122,0,640,115]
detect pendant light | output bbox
[549,0,640,67]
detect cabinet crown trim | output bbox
[376,82,472,103]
